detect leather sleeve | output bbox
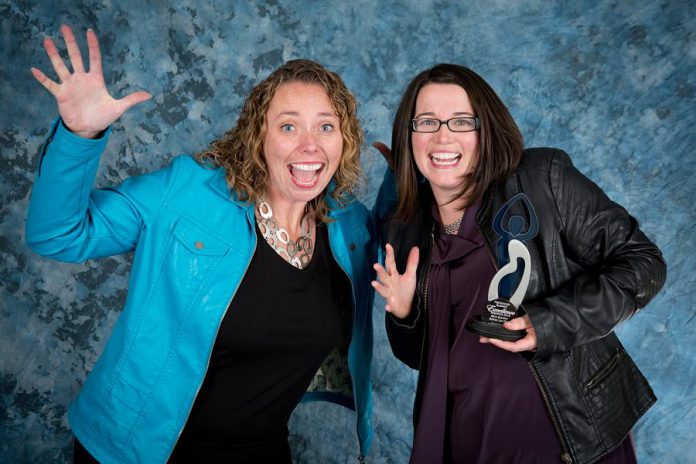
[385,303,424,370]
[381,205,431,371]
[524,150,667,358]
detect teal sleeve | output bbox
[25,119,177,262]
[371,167,397,265]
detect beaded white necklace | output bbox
[256,200,313,269]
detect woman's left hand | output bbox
[479,315,537,352]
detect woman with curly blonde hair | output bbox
[27,25,380,463]
[199,58,364,224]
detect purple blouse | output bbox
[409,200,636,464]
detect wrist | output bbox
[72,129,103,139]
[60,120,105,140]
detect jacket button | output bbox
[195,241,205,250]
[349,243,356,251]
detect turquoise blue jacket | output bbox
[26,120,386,463]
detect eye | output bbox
[421,119,438,126]
[452,118,473,127]
[280,124,295,132]
[320,123,334,132]
[453,118,478,130]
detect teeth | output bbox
[430,152,460,161]
[430,152,461,166]
[294,178,316,186]
[290,163,323,171]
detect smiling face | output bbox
[411,83,479,203]
[262,82,344,210]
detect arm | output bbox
[373,243,423,369]
[371,142,398,227]
[26,121,177,262]
[384,287,425,370]
[26,25,158,262]
[524,151,666,358]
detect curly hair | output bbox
[198,59,364,223]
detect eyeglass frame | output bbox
[409,116,480,133]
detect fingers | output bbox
[372,262,390,285]
[371,141,394,168]
[31,67,59,95]
[404,246,420,278]
[370,280,389,300]
[482,333,537,353]
[42,36,71,82]
[117,91,153,113]
[371,141,392,157]
[502,315,531,331]
[86,28,102,75]
[384,243,397,275]
[480,316,538,353]
[60,24,85,73]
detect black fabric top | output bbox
[170,223,350,463]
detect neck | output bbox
[432,187,468,225]
[262,193,309,237]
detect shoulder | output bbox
[169,154,223,179]
[120,155,229,209]
[144,154,226,194]
[329,197,374,247]
[517,147,573,173]
[331,196,370,225]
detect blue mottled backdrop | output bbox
[1,0,694,462]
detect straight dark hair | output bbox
[391,64,524,220]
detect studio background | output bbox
[1,0,694,462]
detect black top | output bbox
[170,223,351,463]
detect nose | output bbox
[299,130,319,153]
[433,124,453,143]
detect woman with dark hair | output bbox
[372,64,666,463]
[27,25,379,463]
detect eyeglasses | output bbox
[410,117,480,133]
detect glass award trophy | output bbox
[465,239,530,341]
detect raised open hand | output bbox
[31,25,151,139]
[371,243,419,319]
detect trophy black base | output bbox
[465,315,526,342]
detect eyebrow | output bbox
[274,111,338,118]
[414,111,475,118]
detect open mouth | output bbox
[429,152,461,168]
[288,162,325,188]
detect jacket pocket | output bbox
[586,350,621,389]
[582,342,656,450]
[121,217,231,382]
[170,216,231,256]
[162,216,231,287]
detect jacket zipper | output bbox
[165,216,259,461]
[529,362,573,463]
[477,225,573,463]
[415,232,434,373]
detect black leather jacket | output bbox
[383,148,666,464]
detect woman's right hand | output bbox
[372,244,419,319]
[31,25,151,139]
